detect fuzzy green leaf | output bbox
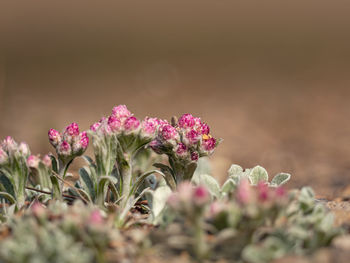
[50,155,59,174]
[150,185,172,221]
[0,172,15,198]
[50,175,62,200]
[79,168,95,201]
[227,164,243,178]
[271,173,291,186]
[248,166,268,185]
[0,192,16,204]
[221,178,236,196]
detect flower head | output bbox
[42,155,52,168]
[178,114,195,129]
[108,116,122,133]
[65,122,80,136]
[90,122,102,132]
[257,181,269,202]
[2,136,17,153]
[201,137,216,152]
[124,116,140,133]
[27,155,40,168]
[175,143,188,158]
[236,179,252,204]
[159,124,178,143]
[18,142,30,157]
[185,129,200,146]
[0,147,9,165]
[112,105,131,119]
[58,141,71,157]
[190,151,199,161]
[141,117,160,138]
[48,129,62,147]
[193,185,210,206]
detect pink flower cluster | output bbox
[48,123,89,159]
[90,105,167,141]
[167,182,210,211]
[150,113,218,163]
[236,179,286,205]
[0,136,30,166]
[27,154,51,169]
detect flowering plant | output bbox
[0,137,30,207]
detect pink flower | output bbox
[18,142,30,157]
[80,132,89,149]
[175,143,187,157]
[193,186,210,206]
[191,151,199,161]
[42,155,52,168]
[185,129,200,145]
[236,179,252,204]
[2,136,17,153]
[112,105,131,119]
[90,122,102,132]
[0,147,9,165]
[257,181,269,202]
[27,155,40,168]
[108,116,122,133]
[65,123,80,136]
[200,123,210,135]
[89,209,104,225]
[202,137,216,152]
[124,116,140,132]
[48,129,62,147]
[31,202,45,217]
[209,201,226,217]
[149,140,163,154]
[167,193,180,209]
[160,124,178,142]
[178,114,195,129]
[58,141,71,156]
[177,182,194,202]
[275,186,286,198]
[141,117,160,137]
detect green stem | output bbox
[194,215,207,261]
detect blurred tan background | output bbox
[0,1,350,196]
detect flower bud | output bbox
[193,185,210,206]
[89,209,104,225]
[124,116,140,133]
[185,129,200,146]
[0,147,9,165]
[90,122,102,132]
[209,201,226,217]
[27,155,40,169]
[236,179,252,204]
[190,151,199,161]
[108,115,122,133]
[167,193,180,209]
[18,142,30,157]
[159,124,179,143]
[48,129,62,147]
[177,182,194,202]
[178,114,196,129]
[149,140,163,154]
[275,186,286,198]
[112,105,131,119]
[141,117,160,138]
[175,143,188,158]
[80,132,89,149]
[58,141,72,157]
[201,137,216,152]
[42,154,52,168]
[2,136,17,153]
[200,123,210,135]
[257,181,269,202]
[65,122,80,136]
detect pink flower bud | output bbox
[18,142,30,157]
[141,117,160,137]
[2,136,17,153]
[177,182,194,202]
[65,122,80,136]
[31,201,45,217]
[58,141,71,157]
[0,147,9,165]
[185,129,200,145]
[89,209,104,225]
[236,179,252,204]
[200,123,210,135]
[167,193,180,209]
[209,201,226,217]
[175,143,187,157]
[193,186,210,206]
[159,124,179,142]
[112,105,131,119]
[80,132,89,149]
[257,181,269,202]
[48,129,62,147]
[42,155,52,168]
[27,155,40,168]
[90,122,102,132]
[108,116,122,133]
[191,151,199,161]
[149,140,163,154]
[178,114,195,129]
[275,186,286,198]
[124,116,140,132]
[202,137,216,152]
